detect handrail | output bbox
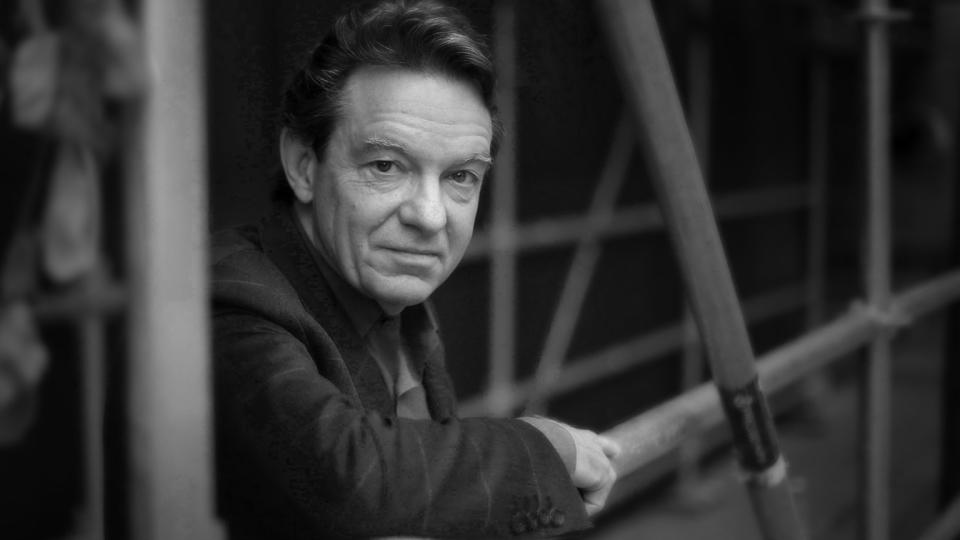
[604,268,960,475]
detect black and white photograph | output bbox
[1,0,959,538]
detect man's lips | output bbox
[381,246,442,257]
[379,247,443,268]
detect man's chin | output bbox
[363,275,436,314]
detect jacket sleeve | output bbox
[213,306,592,539]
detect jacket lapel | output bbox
[405,303,458,421]
[258,209,394,417]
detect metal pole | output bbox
[861,0,893,537]
[806,45,829,330]
[80,273,106,540]
[678,0,712,499]
[465,183,808,261]
[125,0,222,538]
[525,118,632,414]
[943,1,960,517]
[794,14,833,443]
[461,283,807,416]
[916,494,960,540]
[488,0,518,417]
[597,1,806,538]
[604,268,960,477]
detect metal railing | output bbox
[24,0,958,539]
[466,1,960,538]
[594,1,960,539]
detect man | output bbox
[212,1,619,538]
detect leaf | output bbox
[9,31,60,130]
[41,142,102,283]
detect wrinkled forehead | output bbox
[336,66,493,142]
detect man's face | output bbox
[308,66,492,314]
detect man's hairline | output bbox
[320,64,497,166]
[327,64,494,137]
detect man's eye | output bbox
[448,170,479,185]
[373,160,396,173]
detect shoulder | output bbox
[211,224,260,266]
[210,223,302,318]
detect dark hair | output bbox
[275,0,501,202]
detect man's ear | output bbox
[279,128,319,204]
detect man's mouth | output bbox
[381,247,442,266]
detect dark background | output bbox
[1,0,957,538]
[204,0,947,423]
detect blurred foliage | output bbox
[0,0,142,446]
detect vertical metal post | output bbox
[942,2,960,520]
[678,0,712,499]
[861,0,893,538]
[488,0,518,417]
[597,1,806,538]
[806,53,829,329]
[796,27,832,438]
[80,274,105,540]
[125,0,222,538]
[945,114,960,531]
[525,119,632,414]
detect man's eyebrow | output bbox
[361,136,408,153]
[457,153,494,166]
[362,137,493,166]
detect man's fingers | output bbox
[598,435,621,459]
[580,462,617,516]
[578,444,616,487]
[541,419,620,515]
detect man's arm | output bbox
[214,308,600,538]
[519,416,620,516]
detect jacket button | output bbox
[550,509,566,527]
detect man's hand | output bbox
[519,417,621,516]
[565,424,620,515]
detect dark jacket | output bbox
[211,209,589,539]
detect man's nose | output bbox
[398,176,447,234]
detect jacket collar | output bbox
[294,213,384,341]
[258,206,456,420]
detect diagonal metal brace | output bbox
[595,1,808,538]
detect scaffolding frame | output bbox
[35,0,960,539]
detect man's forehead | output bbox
[339,66,492,135]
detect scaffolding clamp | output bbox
[739,455,790,489]
[850,7,911,24]
[850,299,911,336]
